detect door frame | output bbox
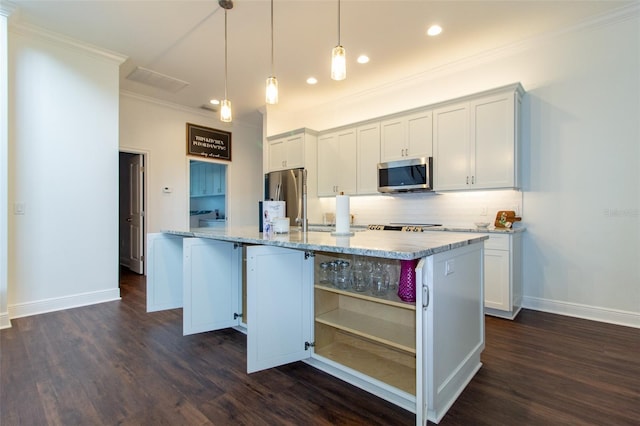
[119,148,148,275]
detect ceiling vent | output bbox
[126,66,190,93]
[200,104,218,112]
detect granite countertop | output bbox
[164,226,488,260]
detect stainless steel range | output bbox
[367,223,442,232]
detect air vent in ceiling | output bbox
[126,66,190,93]
[200,104,218,112]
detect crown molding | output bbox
[0,1,16,18]
[120,90,259,130]
[9,21,127,65]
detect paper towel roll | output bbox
[335,194,350,235]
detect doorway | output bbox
[119,151,145,274]
[189,159,227,228]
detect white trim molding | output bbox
[9,21,127,65]
[523,296,640,329]
[8,289,121,320]
[0,1,16,17]
[0,312,10,329]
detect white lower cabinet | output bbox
[483,233,523,319]
[246,245,314,373]
[420,245,484,423]
[305,246,483,425]
[147,233,184,312]
[146,234,243,335]
[148,234,484,425]
[182,238,242,335]
[312,253,417,400]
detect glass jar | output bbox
[370,261,390,296]
[319,262,330,284]
[327,261,338,287]
[335,260,351,290]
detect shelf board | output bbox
[314,283,416,311]
[314,340,416,395]
[316,308,416,354]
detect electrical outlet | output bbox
[445,259,455,275]
[480,206,488,216]
[511,205,520,215]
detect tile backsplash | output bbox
[317,190,523,227]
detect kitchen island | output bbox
[147,227,488,425]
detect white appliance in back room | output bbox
[189,160,227,228]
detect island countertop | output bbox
[163,226,488,260]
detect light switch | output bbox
[14,203,26,215]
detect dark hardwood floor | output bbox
[1,268,638,425]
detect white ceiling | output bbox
[9,0,633,126]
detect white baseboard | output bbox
[0,312,11,329]
[7,288,121,320]
[522,296,640,329]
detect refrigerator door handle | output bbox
[275,183,281,201]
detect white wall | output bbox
[119,93,263,234]
[0,6,11,328]
[267,7,640,326]
[7,25,124,318]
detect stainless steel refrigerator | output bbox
[264,168,306,228]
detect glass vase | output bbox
[397,259,418,302]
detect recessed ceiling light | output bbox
[357,55,370,64]
[306,77,318,85]
[210,99,220,105]
[427,25,442,36]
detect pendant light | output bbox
[265,0,278,104]
[331,0,346,81]
[220,0,233,122]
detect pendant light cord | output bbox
[337,0,341,45]
[270,0,274,76]
[224,9,228,99]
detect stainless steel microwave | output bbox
[377,157,433,193]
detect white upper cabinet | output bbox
[432,102,470,191]
[317,128,357,196]
[380,109,433,163]
[273,84,523,194]
[471,93,518,189]
[433,84,522,191]
[211,165,225,195]
[190,162,225,197]
[267,132,306,172]
[356,122,381,194]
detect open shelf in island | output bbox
[314,328,416,395]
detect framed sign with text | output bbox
[186,123,232,161]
